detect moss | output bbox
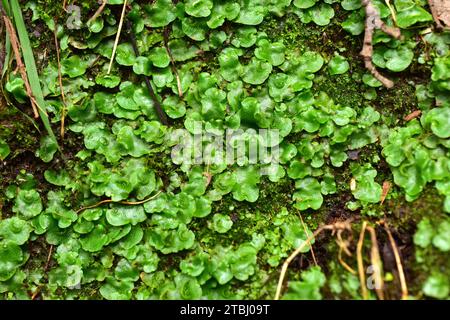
[314,70,365,108]
[374,79,419,122]
[193,176,295,248]
[261,11,357,56]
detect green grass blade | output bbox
[1,0,11,14]
[1,30,11,79]
[1,0,11,78]
[8,0,59,149]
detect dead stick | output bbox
[335,225,356,274]
[427,0,444,29]
[2,14,39,117]
[361,0,401,88]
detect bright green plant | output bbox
[283,266,326,299]
[0,140,10,160]
[0,0,448,301]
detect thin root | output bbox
[274,220,352,300]
[336,227,357,275]
[75,190,162,215]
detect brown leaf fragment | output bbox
[380,181,391,205]
[404,110,422,121]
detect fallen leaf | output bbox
[404,110,422,121]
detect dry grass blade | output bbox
[87,0,107,25]
[356,221,368,300]
[338,245,357,275]
[383,222,409,300]
[298,211,318,266]
[385,0,398,25]
[274,227,326,300]
[366,226,385,300]
[53,24,67,138]
[107,0,128,74]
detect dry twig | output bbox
[428,0,450,29]
[361,0,402,88]
[2,14,39,117]
[44,244,54,273]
